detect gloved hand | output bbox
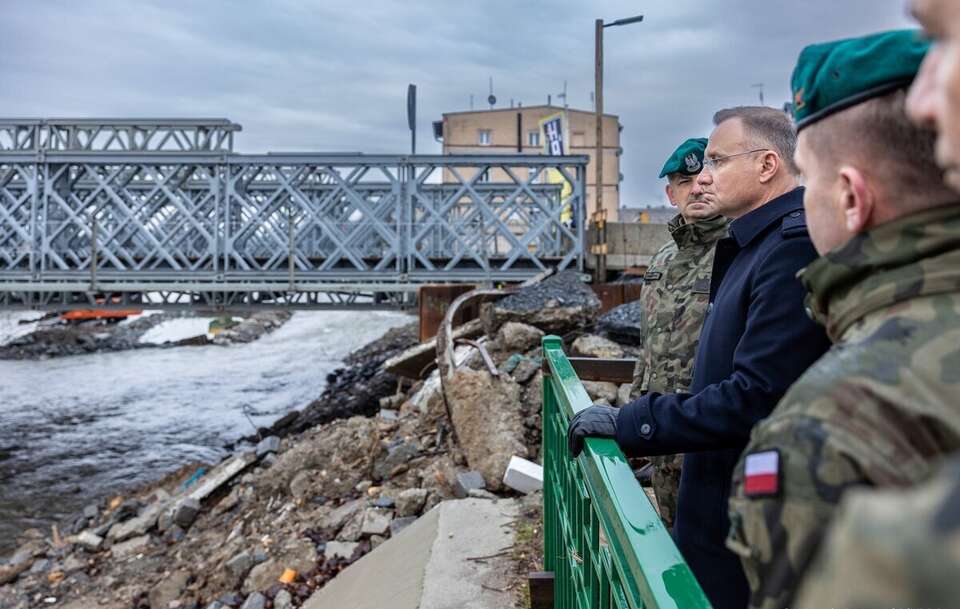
[567,404,619,458]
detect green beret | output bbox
[659,137,707,178]
[792,29,930,131]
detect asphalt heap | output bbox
[0,270,645,609]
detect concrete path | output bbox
[304,498,520,609]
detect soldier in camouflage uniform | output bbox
[630,138,728,527]
[726,30,960,609]
[791,456,960,608]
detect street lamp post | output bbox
[594,14,643,282]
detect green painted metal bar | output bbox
[541,335,711,609]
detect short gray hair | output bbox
[804,89,955,210]
[713,106,798,175]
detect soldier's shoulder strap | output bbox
[781,209,809,239]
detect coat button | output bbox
[640,423,652,435]
[804,305,814,320]
[790,211,801,218]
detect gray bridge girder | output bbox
[0,120,586,311]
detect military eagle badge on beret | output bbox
[684,152,701,173]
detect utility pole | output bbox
[593,14,643,283]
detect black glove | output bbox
[567,404,619,458]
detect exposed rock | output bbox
[242,559,280,594]
[571,334,625,359]
[149,570,189,609]
[71,531,104,552]
[395,488,428,517]
[372,441,419,481]
[111,534,151,558]
[360,508,393,537]
[480,271,601,335]
[225,551,255,580]
[582,381,619,404]
[453,471,487,499]
[324,541,359,561]
[255,436,281,458]
[273,589,293,609]
[336,508,364,542]
[617,383,633,406]
[496,322,545,353]
[445,368,527,490]
[389,517,417,536]
[596,299,644,345]
[320,499,365,536]
[62,555,85,573]
[107,501,164,542]
[240,592,266,609]
[172,498,201,529]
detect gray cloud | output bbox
[0,0,915,206]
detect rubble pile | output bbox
[0,273,645,609]
[0,311,292,361]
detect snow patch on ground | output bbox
[0,312,44,347]
[138,318,215,345]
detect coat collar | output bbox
[727,187,805,248]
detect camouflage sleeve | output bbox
[726,416,874,609]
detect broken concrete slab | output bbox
[480,270,601,335]
[186,452,257,504]
[304,498,520,609]
[107,501,165,542]
[502,456,543,494]
[171,498,201,529]
[446,368,527,490]
[572,334,626,359]
[384,319,484,380]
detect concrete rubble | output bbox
[0,271,644,609]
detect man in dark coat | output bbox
[567,106,831,609]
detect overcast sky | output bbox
[1,1,916,207]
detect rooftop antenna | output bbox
[557,80,568,108]
[488,77,497,109]
[751,83,765,106]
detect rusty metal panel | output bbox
[591,283,624,314]
[418,284,476,342]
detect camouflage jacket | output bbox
[630,213,728,397]
[793,456,960,609]
[727,203,960,609]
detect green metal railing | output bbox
[541,336,711,609]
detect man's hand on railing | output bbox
[567,404,619,458]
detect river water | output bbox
[0,310,411,554]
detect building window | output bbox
[528,131,540,147]
[478,129,492,145]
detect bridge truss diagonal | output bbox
[0,120,587,310]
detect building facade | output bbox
[436,105,622,220]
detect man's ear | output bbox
[838,166,874,233]
[665,184,679,208]
[757,151,780,183]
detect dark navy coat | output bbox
[615,187,831,609]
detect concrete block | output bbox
[360,508,393,537]
[71,531,104,552]
[502,456,543,494]
[389,516,417,536]
[111,534,151,558]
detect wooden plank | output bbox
[528,571,554,609]
[568,357,636,384]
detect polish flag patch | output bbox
[744,450,780,497]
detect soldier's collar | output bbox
[800,203,960,340]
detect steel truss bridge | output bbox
[0,119,586,310]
